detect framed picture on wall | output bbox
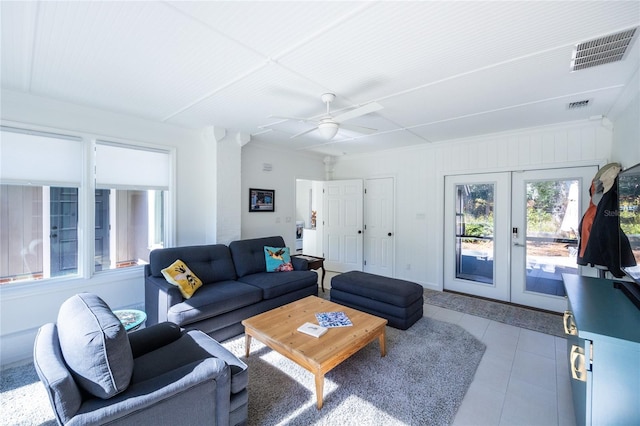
[249,188,275,212]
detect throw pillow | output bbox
[264,246,293,272]
[161,259,203,299]
[57,293,133,399]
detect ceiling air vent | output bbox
[568,100,590,109]
[571,27,637,71]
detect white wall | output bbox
[241,144,325,249]
[332,120,612,290]
[0,90,221,367]
[610,70,640,167]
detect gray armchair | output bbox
[33,293,248,425]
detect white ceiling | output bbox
[2,1,639,157]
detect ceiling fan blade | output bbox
[340,123,378,135]
[290,127,318,139]
[268,114,311,122]
[333,102,383,123]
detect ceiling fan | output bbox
[269,93,383,141]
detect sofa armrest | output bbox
[291,256,309,271]
[128,322,183,359]
[144,273,183,326]
[72,358,230,425]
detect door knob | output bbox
[388,232,392,236]
[358,230,362,234]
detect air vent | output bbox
[571,27,637,71]
[568,100,590,109]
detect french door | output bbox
[444,166,596,312]
[444,173,511,301]
[511,167,596,311]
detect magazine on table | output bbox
[297,322,328,338]
[315,311,353,327]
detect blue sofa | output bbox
[145,236,319,341]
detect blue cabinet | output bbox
[563,274,640,426]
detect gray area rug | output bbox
[222,317,485,426]
[0,361,56,425]
[0,317,485,426]
[423,289,565,338]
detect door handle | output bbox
[513,242,525,247]
[563,311,578,336]
[570,344,587,382]
[50,233,58,238]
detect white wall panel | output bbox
[611,89,640,167]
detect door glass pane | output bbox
[525,180,579,296]
[455,184,494,284]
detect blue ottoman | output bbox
[330,271,424,330]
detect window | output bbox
[94,142,169,271]
[0,127,83,283]
[0,127,171,284]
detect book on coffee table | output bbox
[297,322,328,338]
[315,311,353,327]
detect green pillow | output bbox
[264,246,293,272]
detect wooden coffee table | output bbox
[242,295,387,409]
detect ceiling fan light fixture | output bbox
[318,121,339,140]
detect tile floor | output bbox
[319,271,576,426]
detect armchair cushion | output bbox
[128,322,182,358]
[56,293,134,399]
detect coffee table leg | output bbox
[245,334,252,358]
[379,329,386,357]
[315,373,324,409]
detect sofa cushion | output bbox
[161,259,203,299]
[150,244,236,284]
[264,246,293,272]
[229,236,287,277]
[237,270,318,299]
[168,281,262,326]
[56,293,133,399]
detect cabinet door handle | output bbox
[570,344,587,382]
[563,310,577,336]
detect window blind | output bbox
[0,126,83,186]
[95,141,170,190]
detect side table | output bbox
[114,309,147,332]
[292,254,326,292]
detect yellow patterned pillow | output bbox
[161,259,203,299]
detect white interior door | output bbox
[363,177,394,277]
[323,179,363,272]
[511,166,596,311]
[444,173,511,301]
